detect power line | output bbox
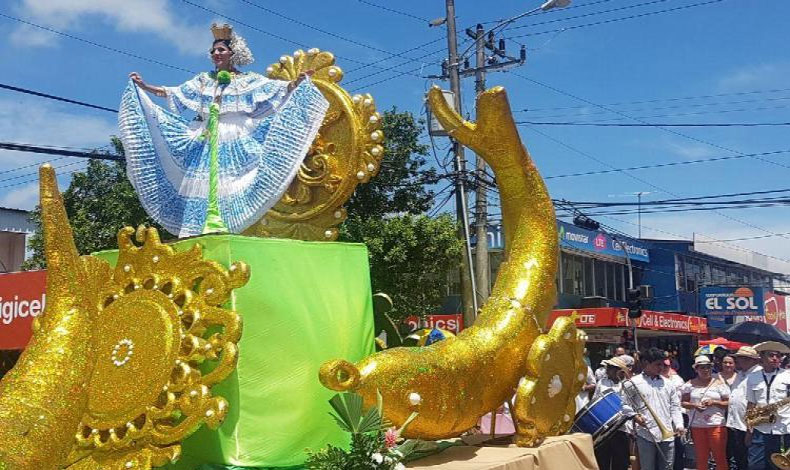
[356,0,431,23]
[507,0,729,39]
[520,121,790,127]
[0,12,194,74]
[522,124,790,244]
[508,0,677,32]
[0,83,118,113]
[514,73,790,171]
[0,142,124,161]
[519,86,790,114]
[182,0,425,80]
[0,161,88,191]
[520,103,790,123]
[234,0,430,64]
[544,150,790,180]
[519,93,790,118]
[555,200,790,265]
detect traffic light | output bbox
[627,287,642,319]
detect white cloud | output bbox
[0,99,116,150]
[0,183,38,209]
[664,141,718,160]
[717,63,790,92]
[0,99,114,209]
[11,0,207,56]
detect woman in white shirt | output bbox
[680,355,730,470]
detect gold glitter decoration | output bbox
[0,166,249,470]
[0,165,106,470]
[319,86,586,445]
[513,315,587,446]
[243,48,384,241]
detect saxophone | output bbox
[746,396,790,427]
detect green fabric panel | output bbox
[95,235,374,468]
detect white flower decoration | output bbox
[394,463,406,470]
[371,452,384,464]
[547,374,563,398]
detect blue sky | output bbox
[1,0,789,262]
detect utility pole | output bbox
[444,0,478,326]
[472,23,490,303]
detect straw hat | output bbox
[692,355,712,368]
[733,346,760,359]
[754,341,790,354]
[602,357,629,372]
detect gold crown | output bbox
[211,23,233,41]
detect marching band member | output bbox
[728,347,761,470]
[593,356,634,470]
[746,342,790,470]
[625,347,685,470]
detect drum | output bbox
[571,389,627,447]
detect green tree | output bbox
[340,109,460,324]
[345,108,438,218]
[23,138,170,270]
[340,214,461,323]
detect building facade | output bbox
[0,207,34,273]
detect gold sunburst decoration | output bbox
[0,167,249,470]
[66,227,249,469]
[242,48,385,241]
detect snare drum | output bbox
[571,389,627,447]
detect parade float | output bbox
[0,23,595,470]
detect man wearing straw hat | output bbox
[728,346,761,470]
[593,356,635,470]
[746,341,790,470]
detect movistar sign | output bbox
[557,221,650,262]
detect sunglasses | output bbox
[696,364,712,369]
[765,352,783,358]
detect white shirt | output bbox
[727,365,761,431]
[624,373,684,442]
[680,380,730,428]
[746,368,790,435]
[575,366,596,413]
[595,366,607,383]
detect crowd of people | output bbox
[581,341,790,470]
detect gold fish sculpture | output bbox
[320,86,588,446]
[0,166,248,470]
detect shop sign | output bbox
[405,314,464,334]
[0,270,47,350]
[557,221,650,262]
[548,307,707,334]
[627,310,707,334]
[700,287,764,316]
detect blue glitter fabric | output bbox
[118,72,328,237]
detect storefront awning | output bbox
[548,307,708,335]
[0,270,46,350]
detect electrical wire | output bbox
[519,121,790,127]
[520,86,790,114]
[507,0,730,39]
[235,0,431,64]
[543,149,790,180]
[0,12,194,74]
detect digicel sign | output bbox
[0,270,47,350]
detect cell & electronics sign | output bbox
[556,221,649,262]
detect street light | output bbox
[457,0,571,59]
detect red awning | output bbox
[548,307,708,335]
[0,270,47,350]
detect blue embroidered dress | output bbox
[118,72,329,237]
